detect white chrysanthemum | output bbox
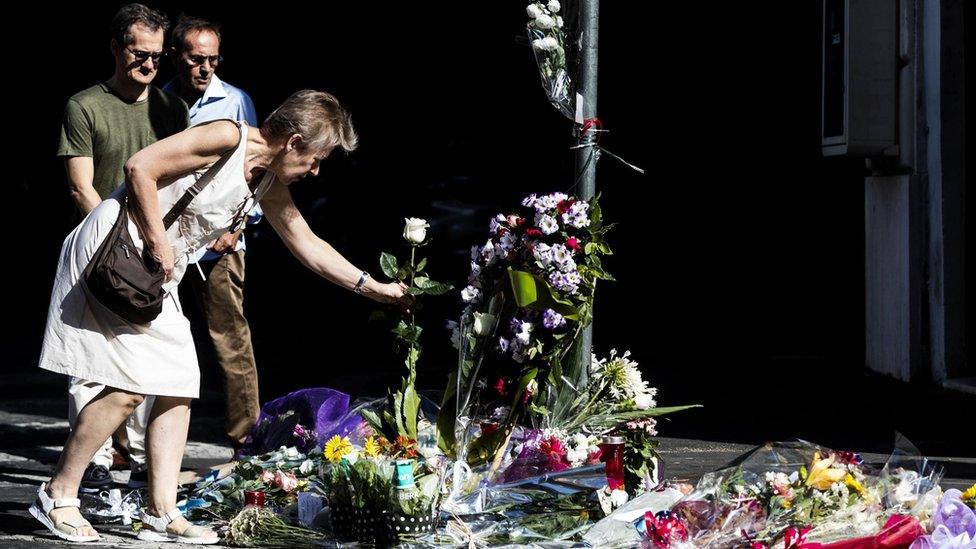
[591,349,655,400]
[566,447,588,468]
[534,13,556,30]
[548,0,561,13]
[634,392,656,410]
[526,3,543,18]
[555,15,564,28]
[299,459,315,475]
[568,433,591,451]
[532,38,557,52]
[589,352,607,374]
[538,215,559,235]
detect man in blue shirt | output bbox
[163,15,262,457]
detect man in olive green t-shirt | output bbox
[58,5,189,212]
[54,4,189,496]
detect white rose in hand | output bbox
[403,217,430,245]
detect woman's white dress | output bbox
[39,122,269,398]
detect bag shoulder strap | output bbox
[161,120,243,230]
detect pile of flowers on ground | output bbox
[620,441,972,549]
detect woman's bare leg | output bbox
[46,388,145,536]
[145,396,208,536]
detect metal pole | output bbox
[567,0,599,388]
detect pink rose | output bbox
[275,470,299,492]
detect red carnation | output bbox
[526,228,543,238]
[557,199,576,214]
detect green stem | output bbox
[408,245,417,381]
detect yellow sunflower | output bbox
[963,483,976,506]
[323,435,352,463]
[363,436,381,458]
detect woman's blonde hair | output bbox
[263,90,358,152]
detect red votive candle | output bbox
[244,490,266,507]
[599,435,626,490]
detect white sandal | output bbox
[28,482,100,542]
[137,508,219,544]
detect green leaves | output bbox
[392,320,422,345]
[411,276,454,296]
[507,268,579,319]
[465,425,510,467]
[361,409,384,435]
[380,252,399,278]
[436,372,458,457]
[402,384,420,440]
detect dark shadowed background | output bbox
[2,2,973,457]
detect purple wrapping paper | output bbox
[240,387,362,456]
[908,489,976,549]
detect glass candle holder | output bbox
[599,435,626,490]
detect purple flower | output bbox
[543,309,567,330]
[293,423,311,440]
[498,337,510,353]
[509,317,523,334]
[561,202,591,228]
[549,270,581,294]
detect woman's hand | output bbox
[149,241,175,282]
[369,280,415,312]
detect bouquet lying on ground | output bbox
[635,440,946,549]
